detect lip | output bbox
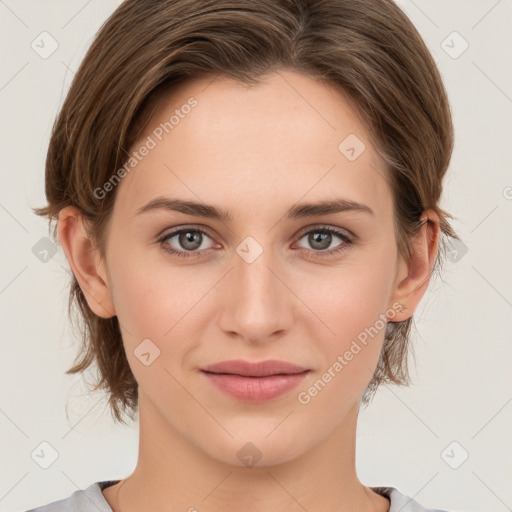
[201,359,309,377]
[200,359,310,402]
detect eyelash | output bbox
[157,225,354,259]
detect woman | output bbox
[29,0,457,510]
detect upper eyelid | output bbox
[296,224,354,239]
[159,225,214,241]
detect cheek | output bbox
[107,232,201,332]
[294,280,391,413]
[106,248,214,371]
[295,248,397,387]
[108,225,397,391]
[303,253,396,339]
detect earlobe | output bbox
[388,209,440,322]
[57,206,116,318]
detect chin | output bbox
[197,425,313,470]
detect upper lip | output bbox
[200,359,309,377]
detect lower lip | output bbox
[201,371,309,402]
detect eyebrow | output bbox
[135,196,374,221]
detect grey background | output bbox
[1,1,511,511]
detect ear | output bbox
[57,206,116,318]
[388,209,440,322]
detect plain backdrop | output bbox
[1,1,511,511]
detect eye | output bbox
[294,226,353,258]
[158,227,217,258]
[158,225,354,259]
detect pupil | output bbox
[181,231,201,250]
[311,232,330,250]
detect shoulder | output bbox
[23,480,117,512]
[371,486,455,512]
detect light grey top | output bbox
[24,480,453,511]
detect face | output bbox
[96,70,408,466]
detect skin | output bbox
[58,69,439,512]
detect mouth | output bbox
[199,359,310,401]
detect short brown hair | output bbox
[33,0,457,424]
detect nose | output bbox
[216,242,295,345]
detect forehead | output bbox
[114,70,390,221]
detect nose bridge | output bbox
[219,236,293,342]
[237,244,278,302]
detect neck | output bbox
[104,391,389,512]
